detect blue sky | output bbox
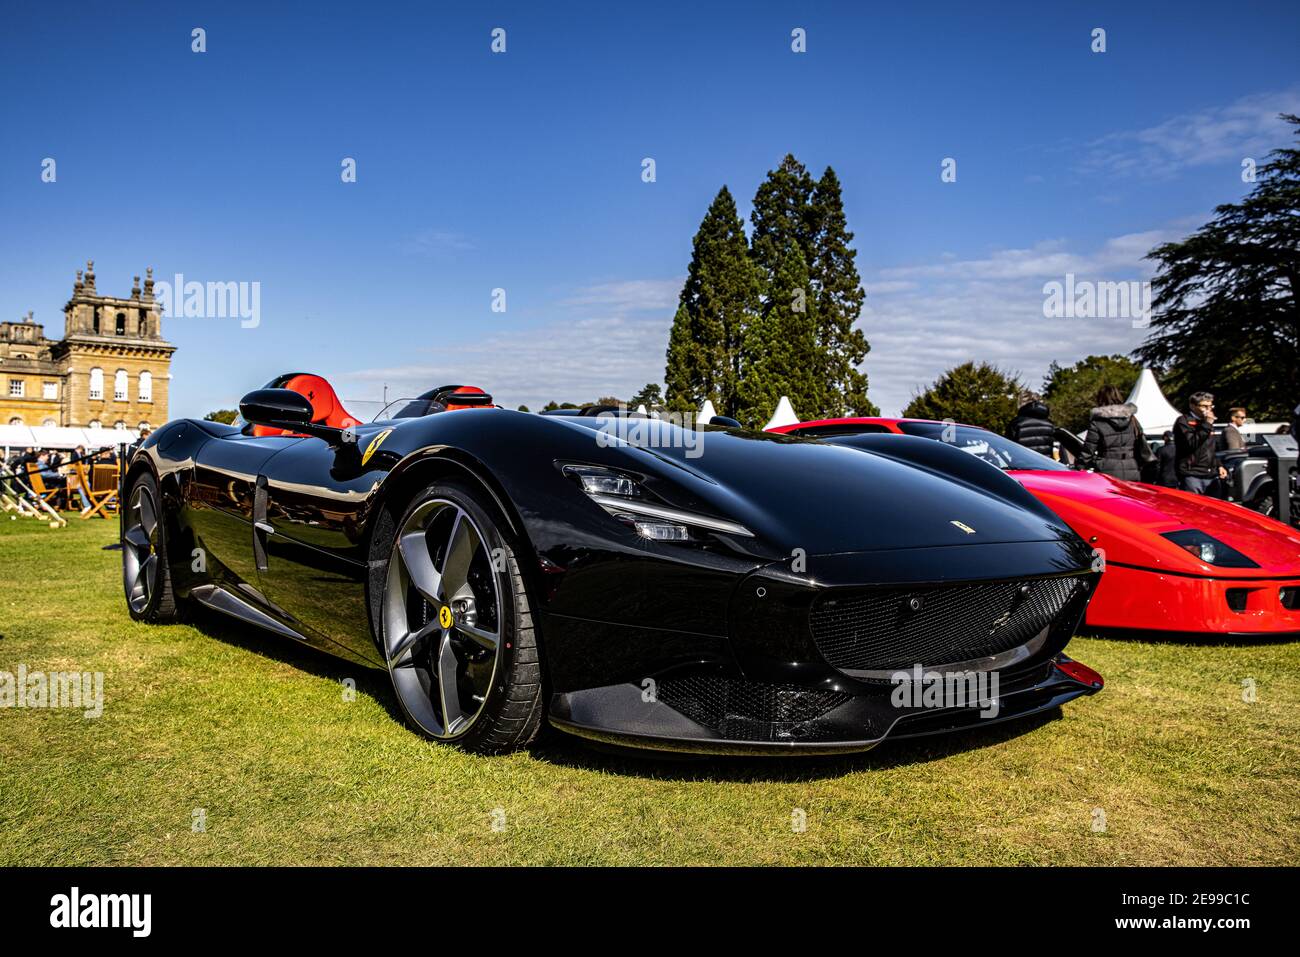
[2,1,1297,418]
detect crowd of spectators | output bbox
[2,441,129,513]
[1006,388,1296,500]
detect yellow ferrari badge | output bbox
[361,429,393,466]
[438,605,454,628]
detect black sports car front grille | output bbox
[656,675,851,743]
[809,576,1086,674]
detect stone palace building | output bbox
[0,261,175,430]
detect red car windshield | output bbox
[896,421,1071,472]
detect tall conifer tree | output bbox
[737,246,821,427]
[749,154,817,280]
[748,155,876,418]
[809,167,876,415]
[664,186,761,416]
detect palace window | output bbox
[42,418,56,428]
[116,312,126,335]
[137,421,151,431]
[8,379,23,397]
[43,381,57,399]
[114,420,125,430]
[114,369,128,401]
[7,417,21,426]
[138,370,152,402]
[89,367,104,400]
[88,420,102,429]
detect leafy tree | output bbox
[736,246,821,428]
[541,400,580,412]
[1135,114,1300,420]
[902,362,1024,433]
[516,404,530,412]
[204,409,238,424]
[664,186,762,416]
[629,383,664,410]
[1042,355,1142,433]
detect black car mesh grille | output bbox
[656,676,851,743]
[809,576,1086,673]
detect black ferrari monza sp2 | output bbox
[121,376,1103,755]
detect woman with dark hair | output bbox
[1080,384,1155,481]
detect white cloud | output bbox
[340,278,681,411]
[342,315,670,411]
[398,228,476,257]
[1076,88,1300,177]
[861,226,1189,416]
[862,280,918,294]
[879,230,1177,284]
[560,278,682,312]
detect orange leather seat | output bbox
[253,373,361,437]
[442,385,492,411]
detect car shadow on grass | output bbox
[181,606,1067,782]
[184,606,405,725]
[526,707,1065,783]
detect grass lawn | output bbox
[1,514,1297,866]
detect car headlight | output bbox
[561,464,753,540]
[1161,529,1258,568]
[564,464,639,498]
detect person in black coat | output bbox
[1156,431,1179,487]
[1006,396,1056,457]
[1173,391,1228,495]
[1080,385,1155,482]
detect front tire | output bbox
[122,471,183,623]
[377,480,543,753]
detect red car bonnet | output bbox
[1015,469,1300,576]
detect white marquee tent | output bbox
[1,424,137,454]
[1124,368,1181,436]
[763,396,799,430]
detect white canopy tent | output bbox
[763,396,799,430]
[1125,368,1181,436]
[2,424,137,454]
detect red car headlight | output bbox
[1160,529,1258,568]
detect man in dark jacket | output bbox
[1173,391,1229,494]
[1006,396,1055,457]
